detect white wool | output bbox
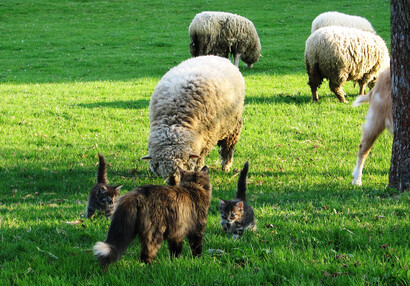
[145,55,245,182]
[311,11,376,34]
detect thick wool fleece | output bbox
[146,55,245,183]
[189,11,261,67]
[304,26,389,102]
[311,11,376,34]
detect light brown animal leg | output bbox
[140,232,163,263]
[352,116,386,186]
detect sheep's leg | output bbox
[359,83,366,95]
[233,53,240,67]
[329,81,347,103]
[218,122,241,171]
[307,65,322,102]
[352,114,386,186]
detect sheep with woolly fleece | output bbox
[189,11,261,68]
[304,26,389,103]
[352,68,392,186]
[311,11,376,34]
[141,56,245,185]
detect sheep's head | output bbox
[141,153,200,186]
[241,49,261,68]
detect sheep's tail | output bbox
[93,191,140,267]
[236,162,249,202]
[97,153,108,184]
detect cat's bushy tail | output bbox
[93,191,140,267]
[236,161,249,201]
[97,153,108,184]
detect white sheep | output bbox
[311,11,376,34]
[141,55,245,185]
[189,11,261,68]
[304,26,389,103]
[352,68,392,186]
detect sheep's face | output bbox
[141,153,199,186]
[241,52,260,68]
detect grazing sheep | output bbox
[304,26,390,103]
[311,11,376,34]
[189,11,261,68]
[142,55,245,185]
[352,68,392,186]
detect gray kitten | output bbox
[219,161,256,239]
[85,153,122,218]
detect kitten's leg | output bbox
[187,233,204,257]
[217,120,241,171]
[233,228,244,239]
[168,239,183,258]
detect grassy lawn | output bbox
[1,0,408,285]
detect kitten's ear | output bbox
[200,166,209,174]
[99,186,108,194]
[219,199,226,208]
[141,155,152,160]
[235,201,244,210]
[115,185,122,194]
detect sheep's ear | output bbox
[141,155,152,160]
[189,153,200,159]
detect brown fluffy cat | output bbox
[93,166,212,267]
[219,161,256,239]
[85,153,122,218]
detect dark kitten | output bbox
[93,166,212,267]
[219,161,256,239]
[85,153,122,218]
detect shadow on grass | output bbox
[75,99,150,110]
[246,93,311,105]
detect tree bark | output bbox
[389,0,410,190]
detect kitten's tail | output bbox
[93,191,140,267]
[236,161,249,201]
[97,153,108,184]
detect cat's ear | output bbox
[200,165,209,174]
[141,155,152,160]
[235,201,244,210]
[99,186,108,194]
[219,199,226,208]
[115,185,122,194]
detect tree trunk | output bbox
[389,0,410,190]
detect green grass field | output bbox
[1,0,408,285]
